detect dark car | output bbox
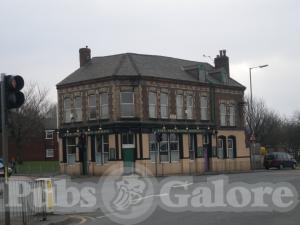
[0,158,13,177]
[264,152,297,170]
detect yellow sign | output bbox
[260,147,267,155]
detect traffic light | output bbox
[4,75,25,109]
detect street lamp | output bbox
[249,64,269,169]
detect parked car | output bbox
[264,152,297,170]
[0,158,13,177]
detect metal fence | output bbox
[0,178,47,225]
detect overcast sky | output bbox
[0,0,299,117]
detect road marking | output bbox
[69,215,87,224]
[171,182,193,188]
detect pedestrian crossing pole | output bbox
[1,73,11,225]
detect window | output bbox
[120,92,134,117]
[45,130,54,139]
[176,95,184,119]
[100,93,109,119]
[74,96,82,121]
[148,92,157,118]
[88,94,97,120]
[46,149,54,158]
[122,133,134,146]
[160,93,169,119]
[66,137,76,164]
[200,95,208,120]
[220,103,226,126]
[186,95,193,119]
[158,133,179,163]
[227,138,234,158]
[63,97,72,123]
[189,134,196,160]
[229,105,236,126]
[220,102,236,127]
[149,134,158,163]
[160,133,169,162]
[95,135,109,164]
[170,133,179,162]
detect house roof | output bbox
[57,53,245,89]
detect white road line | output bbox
[171,182,193,188]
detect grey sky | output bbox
[0,0,299,117]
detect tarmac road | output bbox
[66,169,300,225]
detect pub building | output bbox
[56,47,250,176]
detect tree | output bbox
[8,82,54,162]
[244,95,283,147]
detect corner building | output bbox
[57,47,250,176]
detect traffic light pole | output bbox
[1,73,11,225]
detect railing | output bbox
[0,178,47,225]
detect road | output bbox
[57,169,300,225]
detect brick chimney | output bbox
[79,46,91,67]
[214,49,230,75]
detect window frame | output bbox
[66,137,76,164]
[46,149,54,158]
[100,93,109,119]
[74,95,82,122]
[220,103,226,126]
[200,95,208,120]
[63,97,72,123]
[88,94,97,120]
[95,134,109,165]
[45,130,54,139]
[160,92,169,119]
[148,92,157,118]
[186,95,193,120]
[176,94,184,119]
[120,92,135,118]
[189,134,196,160]
[149,134,158,163]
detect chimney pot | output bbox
[214,49,230,75]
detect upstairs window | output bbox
[186,95,193,119]
[74,96,82,121]
[120,92,135,117]
[200,95,208,120]
[176,95,184,119]
[63,97,72,123]
[229,105,236,126]
[100,93,109,119]
[88,94,97,120]
[45,130,54,139]
[160,93,169,119]
[220,102,236,127]
[148,92,157,118]
[220,103,226,126]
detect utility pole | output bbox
[1,73,10,225]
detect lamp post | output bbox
[249,64,268,169]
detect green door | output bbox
[123,145,135,174]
